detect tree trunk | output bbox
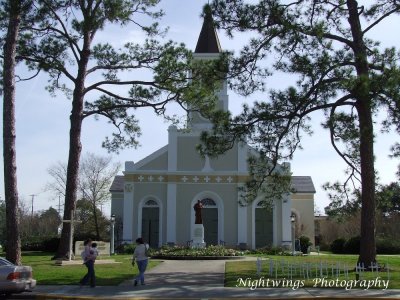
[357,101,376,265]
[3,0,22,265]
[347,0,376,265]
[56,41,92,259]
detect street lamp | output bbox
[110,214,115,255]
[291,213,296,255]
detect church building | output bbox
[110,9,316,249]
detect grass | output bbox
[225,254,400,289]
[19,252,160,286]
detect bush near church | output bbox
[376,238,400,254]
[330,236,400,254]
[330,238,346,254]
[299,235,312,254]
[248,246,291,256]
[21,236,60,252]
[115,243,136,254]
[344,236,360,254]
[1,236,61,252]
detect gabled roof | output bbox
[194,5,222,53]
[291,176,316,193]
[110,175,124,192]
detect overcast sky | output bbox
[1,0,399,216]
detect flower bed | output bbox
[150,245,245,259]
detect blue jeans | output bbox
[80,260,95,287]
[135,259,148,284]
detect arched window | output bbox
[256,200,274,209]
[144,199,158,207]
[201,198,216,207]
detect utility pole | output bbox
[57,194,64,217]
[29,194,36,220]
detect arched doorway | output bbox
[255,201,273,248]
[141,199,159,248]
[201,198,218,246]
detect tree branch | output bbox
[363,7,400,35]
[41,0,81,62]
[15,69,41,82]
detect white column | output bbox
[122,182,134,243]
[237,205,247,245]
[272,201,278,246]
[168,125,178,171]
[238,143,247,248]
[281,194,292,248]
[166,183,177,244]
[281,161,292,248]
[238,142,247,172]
[167,124,178,245]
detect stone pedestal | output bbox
[191,224,206,248]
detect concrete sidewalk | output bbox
[31,258,400,299]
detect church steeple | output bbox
[189,4,228,131]
[195,4,222,54]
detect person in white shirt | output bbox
[132,237,149,286]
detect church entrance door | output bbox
[255,208,273,248]
[142,207,159,248]
[202,208,218,245]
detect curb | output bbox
[34,295,400,300]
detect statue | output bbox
[194,200,203,224]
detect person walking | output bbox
[132,237,149,286]
[79,239,97,288]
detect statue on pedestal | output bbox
[194,200,203,224]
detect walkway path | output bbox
[119,259,226,287]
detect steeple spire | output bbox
[195,4,222,53]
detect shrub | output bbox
[329,236,400,254]
[21,236,60,252]
[248,246,291,256]
[377,238,400,254]
[330,238,346,254]
[21,237,44,251]
[344,236,360,254]
[318,243,330,252]
[299,236,312,254]
[115,243,136,254]
[41,237,60,252]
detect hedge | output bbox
[330,236,400,254]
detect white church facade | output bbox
[110,9,315,249]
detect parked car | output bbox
[0,257,36,296]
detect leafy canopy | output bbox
[14,0,225,153]
[201,0,400,208]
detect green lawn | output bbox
[20,252,160,285]
[225,254,400,289]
